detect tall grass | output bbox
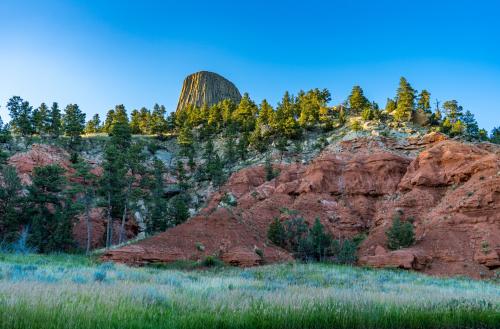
[0,254,498,329]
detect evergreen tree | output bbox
[462,110,479,140]
[301,218,332,261]
[414,90,431,125]
[84,114,101,134]
[151,104,169,135]
[48,102,62,138]
[130,109,142,134]
[224,124,237,164]
[267,217,286,248]
[7,96,33,136]
[27,165,76,252]
[138,107,152,134]
[32,103,49,135]
[70,157,97,254]
[99,143,127,248]
[386,215,415,250]
[442,100,463,123]
[347,86,369,114]
[256,99,275,127]
[109,105,131,150]
[274,92,301,138]
[298,88,331,129]
[0,165,25,243]
[167,194,190,226]
[237,132,250,160]
[490,127,500,144]
[102,109,115,133]
[394,77,416,122]
[385,98,397,113]
[249,123,268,152]
[264,157,277,181]
[148,158,169,233]
[177,123,194,156]
[63,104,86,147]
[232,93,258,132]
[0,116,12,143]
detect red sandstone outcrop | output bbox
[104,134,500,277]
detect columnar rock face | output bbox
[176,71,242,111]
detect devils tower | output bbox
[176,71,242,112]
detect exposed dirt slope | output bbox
[103,133,500,278]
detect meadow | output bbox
[0,253,498,329]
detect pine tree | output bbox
[274,92,301,138]
[151,104,169,136]
[84,114,101,134]
[306,218,332,261]
[0,116,12,144]
[298,88,331,129]
[70,156,97,254]
[462,110,479,140]
[490,127,500,144]
[32,103,49,136]
[102,109,115,133]
[347,86,369,114]
[386,215,415,250]
[48,102,62,138]
[237,132,249,160]
[27,165,76,252]
[139,107,152,134]
[232,93,258,132]
[177,123,194,156]
[130,109,142,134]
[7,96,33,137]
[0,165,25,243]
[63,104,86,147]
[109,105,131,150]
[148,158,169,233]
[167,195,190,226]
[385,98,397,113]
[394,77,416,122]
[442,100,463,123]
[414,90,431,125]
[267,217,286,248]
[256,99,275,127]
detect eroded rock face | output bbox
[103,134,500,278]
[176,71,242,111]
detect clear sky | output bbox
[1,0,499,131]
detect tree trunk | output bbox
[119,182,132,245]
[106,192,112,249]
[85,197,92,255]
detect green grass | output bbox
[0,254,498,329]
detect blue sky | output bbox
[0,0,499,131]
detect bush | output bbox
[201,256,224,268]
[335,240,358,265]
[93,270,107,282]
[267,218,286,248]
[386,215,415,250]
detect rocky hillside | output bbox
[102,133,500,279]
[176,71,242,111]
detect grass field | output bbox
[0,253,498,329]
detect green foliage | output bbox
[385,98,397,113]
[27,165,77,253]
[298,88,331,128]
[490,126,500,144]
[0,165,25,243]
[150,104,169,135]
[109,105,132,150]
[48,102,62,138]
[394,77,416,122]
[167,194,190,226]
[147,158,169,234]
[0,116,12,143]
[347,86,369,114]
[84,114,101,134]
[386,214,415,250]
[462,110,479,140]
[264,157,278,181]
[7,96,34,136]
[232,93,258,132]
[63,104,86,147]
[267,218,286,248]
[32,103,50,135]
[298,218,333,261]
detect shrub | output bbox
[264,157,279,181]
[254,248,264,258]
[195,242,205,252]
[335,240,358,265]
[386,215,415,250]
[301,218,332,261]
[201,256,224,268]
[267,218,286,248]
[93,270,107,282]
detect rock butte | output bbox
[100,133,500,279]
[176,71,242,112]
